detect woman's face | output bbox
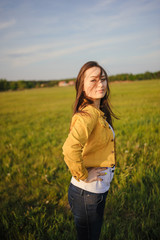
[83,67,107,100]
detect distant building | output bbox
[58,81,68,87]
[58,80,75,87]
[68,80,75,86]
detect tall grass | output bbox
[0,80,160,240]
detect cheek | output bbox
[84,83,95,94]
[104,81,107,90]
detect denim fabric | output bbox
[68,183,108,240]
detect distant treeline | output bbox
[109,71,160,82]
[0,71,160,91]
[0,79,61,92]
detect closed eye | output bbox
[101,78,106,82]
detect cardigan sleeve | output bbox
[62,106,98,181]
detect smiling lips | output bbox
[97,89,104,93]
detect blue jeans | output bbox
[68,183,108,240]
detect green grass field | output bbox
[0,79,160,240]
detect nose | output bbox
[97,79,103,86]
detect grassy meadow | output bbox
[0,79,160,240]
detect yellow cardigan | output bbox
[62,104,116,181]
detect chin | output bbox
[96,94,105,98]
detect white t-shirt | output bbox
[71,123,115,193]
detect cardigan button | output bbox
[111,151,114,153]
[111,139,114,142]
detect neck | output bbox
[93,99,100,109]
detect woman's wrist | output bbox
[83,177,88,182]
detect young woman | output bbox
[62,61,117,240]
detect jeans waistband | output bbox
[69,182,108,196]
[69,182,85,196]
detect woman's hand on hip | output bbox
[83,167,107,183]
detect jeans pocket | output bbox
[97,194,104,205]
[86,192,103,206]
[86,193,106,218]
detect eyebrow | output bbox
[89,75,105,78]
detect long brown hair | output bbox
[72,61,118,127]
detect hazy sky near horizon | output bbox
[0,0,160,80]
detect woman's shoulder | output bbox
[72,105,100,122]
[80,104,101,116]
[82,104,105,119]
[70,105,99,129]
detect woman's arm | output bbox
[62,106,98,181]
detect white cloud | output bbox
[5,33,141,67]
[83,0,117,13]
[0,19,16,30]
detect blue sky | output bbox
[0,0,160,80]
